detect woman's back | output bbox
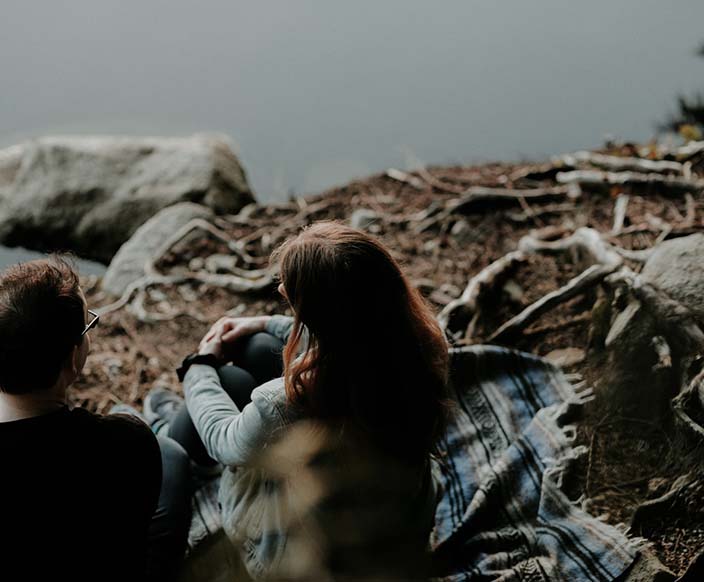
[273,222,451,464]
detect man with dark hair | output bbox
[0,255,89,396]
[0,256,191,582]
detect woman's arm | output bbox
[265,314,295,344]
[203,314,296,346]
[183,364,282,466]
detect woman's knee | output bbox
[243,332,284,360]
[217,364,257,392]
[217,365,258,409]
[241,332,284,381]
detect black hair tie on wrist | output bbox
[176,353,222,382]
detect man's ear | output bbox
[68,344,80,377]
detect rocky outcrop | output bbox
[0,134,255,262]
[589,233,704,421]
[641,234,704,320]
[0,144,23,190]
[102,202,214,296]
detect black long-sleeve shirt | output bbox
[0,406,161,582]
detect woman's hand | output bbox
[203,315,272,345]
[198,332,224,358]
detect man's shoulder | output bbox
[69,408,161,500]
[70,406,152,436]
[68,407,158,455]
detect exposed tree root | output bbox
[517,226,623,267]
[415,185,573,233]
[385,168,426,190]
[443,227,626,343]
[438,250,527,338]
[557,169,704,194]
[559,151,685,174]
[490,262,618,343]
[673,369,704,444]
[612,194,630,235]
[99,218,275,322]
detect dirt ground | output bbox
[77,148,704,576]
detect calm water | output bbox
[1,1,703,269]
[0,246,106,276]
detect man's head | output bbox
[0,256,89,395]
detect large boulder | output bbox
[641,233,704,320]
[0,134,255,263]
[102,202,214,296]
[0,144,23,191]
[589,233,704,421]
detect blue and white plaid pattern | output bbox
[433,345,638,581]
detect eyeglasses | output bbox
[81,309,100,337]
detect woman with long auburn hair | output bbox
[273,221,450,461]
[148,221,452,579]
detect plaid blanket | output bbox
[432,345,638,581]
[188,345,638,580]
[188,476,222,549]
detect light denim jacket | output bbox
[183,315,440,578]
[184,315,295,466]
[183,315,300,577]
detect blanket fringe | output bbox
[544,386,593,491]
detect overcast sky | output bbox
[2,1,703,200]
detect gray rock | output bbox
[641,233,704,320]
[590,234,704,421]
[0,134,254,262]
[595,292,673,420]
[102,202,213,296]
[0,144,23,190]
[618,549,675,582]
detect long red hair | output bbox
[271,222,450,461]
